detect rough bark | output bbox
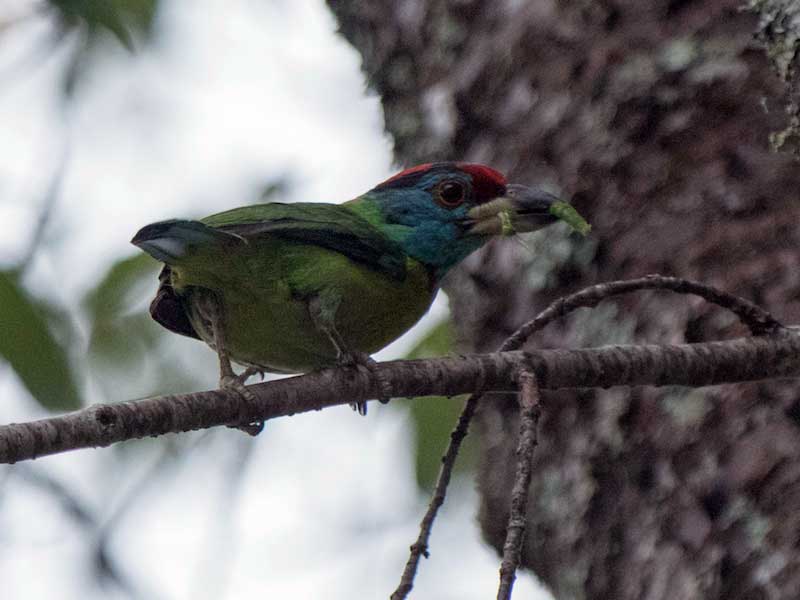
[327,1,800,598]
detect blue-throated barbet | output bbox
[132,162,577,417]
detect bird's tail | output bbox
[131,219,243,264]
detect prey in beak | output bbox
[466,184,563,236]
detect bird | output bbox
[131,162,568,425]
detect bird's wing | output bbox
[145,203,407,341]
[202,202,407,280]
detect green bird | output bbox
[132,162,569,421]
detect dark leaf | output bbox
[84,253,161,365]
[48,0,158,50]
[404,320,476,489]
[84,253,156,320]
[405,319,455,360]
[0,271,81,411]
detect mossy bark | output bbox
[328,1,800,597]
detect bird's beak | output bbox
[465,184,560,236]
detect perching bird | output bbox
[131,162,569,422]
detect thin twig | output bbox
[496,371,541,600]
[15,464,96,526]
[192,437,256,600]
[502,275,784,352]
[390,392,480,600]
[0,3,65,88]
[17,140,69,274]
[14,464,148,599]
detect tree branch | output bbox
[391,392,481,600]
[1,331,799,463]
[497,371,542,600]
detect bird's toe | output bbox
[219,376,265,436]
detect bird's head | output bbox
[359,162,561,277]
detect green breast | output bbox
[173,237,436,372]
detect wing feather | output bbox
[202,202,406,280]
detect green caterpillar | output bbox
[549,201,591,236]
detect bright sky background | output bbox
[0,1,550,598]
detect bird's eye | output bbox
[436,181,466,208]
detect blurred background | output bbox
[0,1,548,598]
[5,1,800,599]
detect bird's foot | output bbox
[220,370,265,436]
[338,351,392,415]
[237,366,266,383]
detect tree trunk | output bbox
[327,1,800,598]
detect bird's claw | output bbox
[338,351,392,415]
[220,374,265,436]
[227,367,264,385]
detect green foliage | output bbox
[404,319,475,490]
[48,0,158,50]
[84,253,155,322]
[83,253,161,366]
[405,318,454,361]
[0,271,81,411]
[47,0,160,95]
